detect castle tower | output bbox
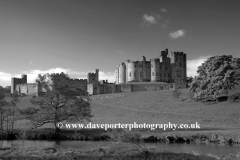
[21,74,27,84]
[11,78,15,93]
[87,69,99,84]
[170,52,187,83]
[142,56,147,82]
[95,69,99,82]
[150,58,160,82]
[126,61,139,82]
[118,63,126,84]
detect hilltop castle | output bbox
[115,49,187,84]
[11,48,187,95]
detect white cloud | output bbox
[160,8,167,13]
[99,71,115,83]
[143,14,157,24]
[187,56,211,77]
[114,50,123,54]
[162,20,170,28]
[169,29,186,39]
[0,72,12,82]
[141,13,161,27]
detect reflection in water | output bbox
[0,140,239,155]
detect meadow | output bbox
[11,89,240,140]
[1,89,240,159]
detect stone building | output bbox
[115,49,187,84]
[11,69,111,95]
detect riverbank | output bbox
[0,143,237,160]
[1,128,240,146]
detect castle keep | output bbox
[115,49,187,84]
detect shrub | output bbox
[172,89,182,100]
[228,91,240,102]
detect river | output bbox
[0,140,239,156]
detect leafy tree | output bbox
[0,87,7,135]
[19,72,92,134]
[8,92,20,133]
[186,76,193,88]
[189,55,240,98]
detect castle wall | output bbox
[15,83,38,95]
[151,59,160,82]
[11,74,28,93]
[27,83,38,94]
[69,79,88,91]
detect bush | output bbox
[228,91,240,102]
[172,89,182,100]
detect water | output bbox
[0,140,239,156]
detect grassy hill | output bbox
[11,89,240,139]
[90,90,240,128]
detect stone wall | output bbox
[173,83,186,89]
[15,83,38,95]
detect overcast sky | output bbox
[0,0,240,87]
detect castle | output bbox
[115,49,187,84]
[11,48,187,95]
[11,69,103,95]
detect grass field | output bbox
[11,89,240,140]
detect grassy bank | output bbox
[0,143,237,160]
[5,90,239,144]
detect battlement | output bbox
[150,58,160,61]
[125,60,143,64]
[119,62,126,67]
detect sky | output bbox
[0,0,240,87]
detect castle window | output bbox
[152,72,154,76]
[129,72,131,77]
[156,73,158,76]
[140,72,142,78]
[93,78,95,81]
[168,73,170,77]
[134,72,136,77]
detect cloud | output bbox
[114,50,123,54]
[98,71,115,83]
[187,56,212,77]
[160,8,167,13]
[169,29,186,39]
[162,20,170,28]
[143,14,157,24]
[141,13,161,27]
[29,60,33,65]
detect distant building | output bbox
[11,48,187,95]
[115,49,187,84]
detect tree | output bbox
[186,76,193,88]
[8,91,20,133]
[0,87,7,135]
[19,72,92,134]
[189,55,240,98]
